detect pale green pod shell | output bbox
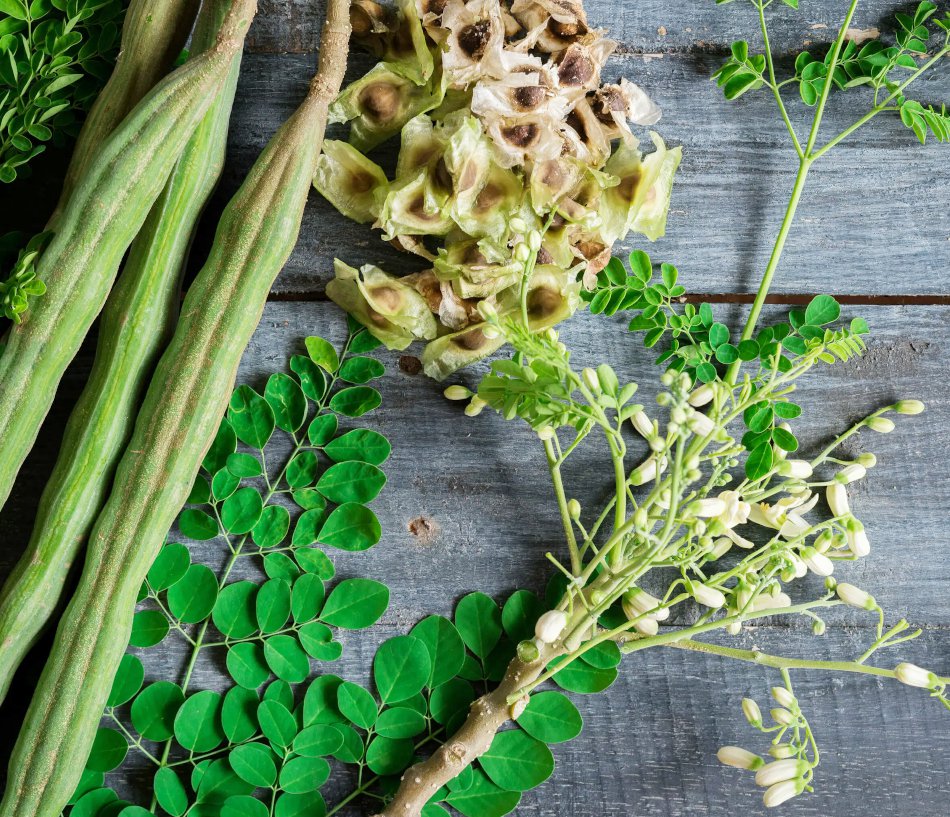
[630,133,682,241]
[314,139,388,223]
[377,170,456,238]
[450,160,524,239]
[327,259,439,349]
[422,264,580,379]
[331,62,444,151]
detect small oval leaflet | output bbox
[479,729,554,792]
[317,502,381,551]
[252,504,291,548]
[316,461,386,504]
[337,680,378,729]
[85,727,127,773]
[320,578,389,629]
[167,563,218,624]
[130,682,184,742]
[264,634,311,683]
[517,691,583,744]
[213,581,258,639]
[373,635,432,703]
[174,690,225,753]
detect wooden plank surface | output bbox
[2,303,948,815]
[2,0,950,814]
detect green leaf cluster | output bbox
[0,0,127,183]
[0,229,49,321]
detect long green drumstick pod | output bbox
[0,0,258,512]
[0,0,243,705]
[55,0,202,211]
[0,2,351,815]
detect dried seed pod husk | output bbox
[314,139,388,223]
[553,38,615,99]
[510,0,590,53]
[422,263,579,378]
[484,112,565,167]
[351,0,395,41]
[377,170,457,238]
[327,259,439,349]
[451,160,525,238]
[441,0,507,88]
[561,96,613,165]
[331,62,444,151]
[434,237,523,298]
[375,0,436,85]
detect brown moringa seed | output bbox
[458,20,493,60]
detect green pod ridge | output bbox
[0,0,259,513]
[56,0,202,210]
[0,3,349,815]
[0,0,244,705]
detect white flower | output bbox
[836,582,875,610]
[826,483,850,517]
[715,491,751,529]
[751,589,792,611]
[534,610,568,643]
[754,759,804,787]
[800,546,834,577]
[717,746,763,770]
[630,454,666,486]
[894,662,935,689]
[622,588,669,621]
[633,617,658,636]
[763,779,802,808]
[836,464,867,484]
[692,583,726,609]
[464,396,487,417]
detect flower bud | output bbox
[826,483,850,518]
[771,686,796,709]
[630,410,655,440]
[894,662,935,689]
[582,367,600,392]
[633,506,649,530]
[687,498,727,518]
[726,621,742,635]
[509,696,529,720]
[710,537,733,560]
[509,216,528,233]
[464,396,487,417]
[845,518,870,558]
[763,779,803,808]
[778,459,813,479]
[687,411,716,438]
[813,530,833,554]
[567,499,581,519]
[623,588,669,621]
[835,464,867,484]
[534,610,568,644]
[630,455,660,486]
[688,383,715,407]
[742,697,762,725]
[671,406,688,425]
[866,416,895,433]
[895,399,925,415]
[768,744,795,759]
[812,618,826,635]
[478,300,498,321]
[482,326,502,340]
[513,242,531,263]
[444,385,472,401]
[517,639,540,663]
[633,617,659,636]
[770,707,795,726]
[536,425,555,440]
[755,759,805,788]
[836,582,876,610]
[855,452,877,468]
[527,230,542,252]
[717,746,763,770]
[800,546,834,577]
[691,582,726,609]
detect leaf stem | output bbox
[757,0,803,157]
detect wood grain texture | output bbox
[2,302,947,815]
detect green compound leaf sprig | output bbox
[67,323,590,817]
[0,0,128,183]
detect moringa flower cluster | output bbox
[316,0,680,378]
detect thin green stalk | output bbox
[670,638,950,684]
[544,438,580,574]
[757,0,803,157]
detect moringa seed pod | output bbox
[314,139,388,223]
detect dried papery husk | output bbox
[422,262,579,379]
[629,132,682,241]
[441,0,507,87]
[351,0,394,40]
[434,237,523,298]
[510,0,590,53]
[327,259,439,349]
[553,38,615,99]
[331,62,444,151]
[593,77,661,131]
[528,156,584,210]
[389,233,439,260]
[403,268,443,312]
[415,0,452,41]
[561,96,614,164]
[396,114,445,178]
[377,170,456,238]
[314,139,388,223]
[471,58,568,125]
[484,111,565,166]
[438,280,485,329]
[441,113,494,210]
